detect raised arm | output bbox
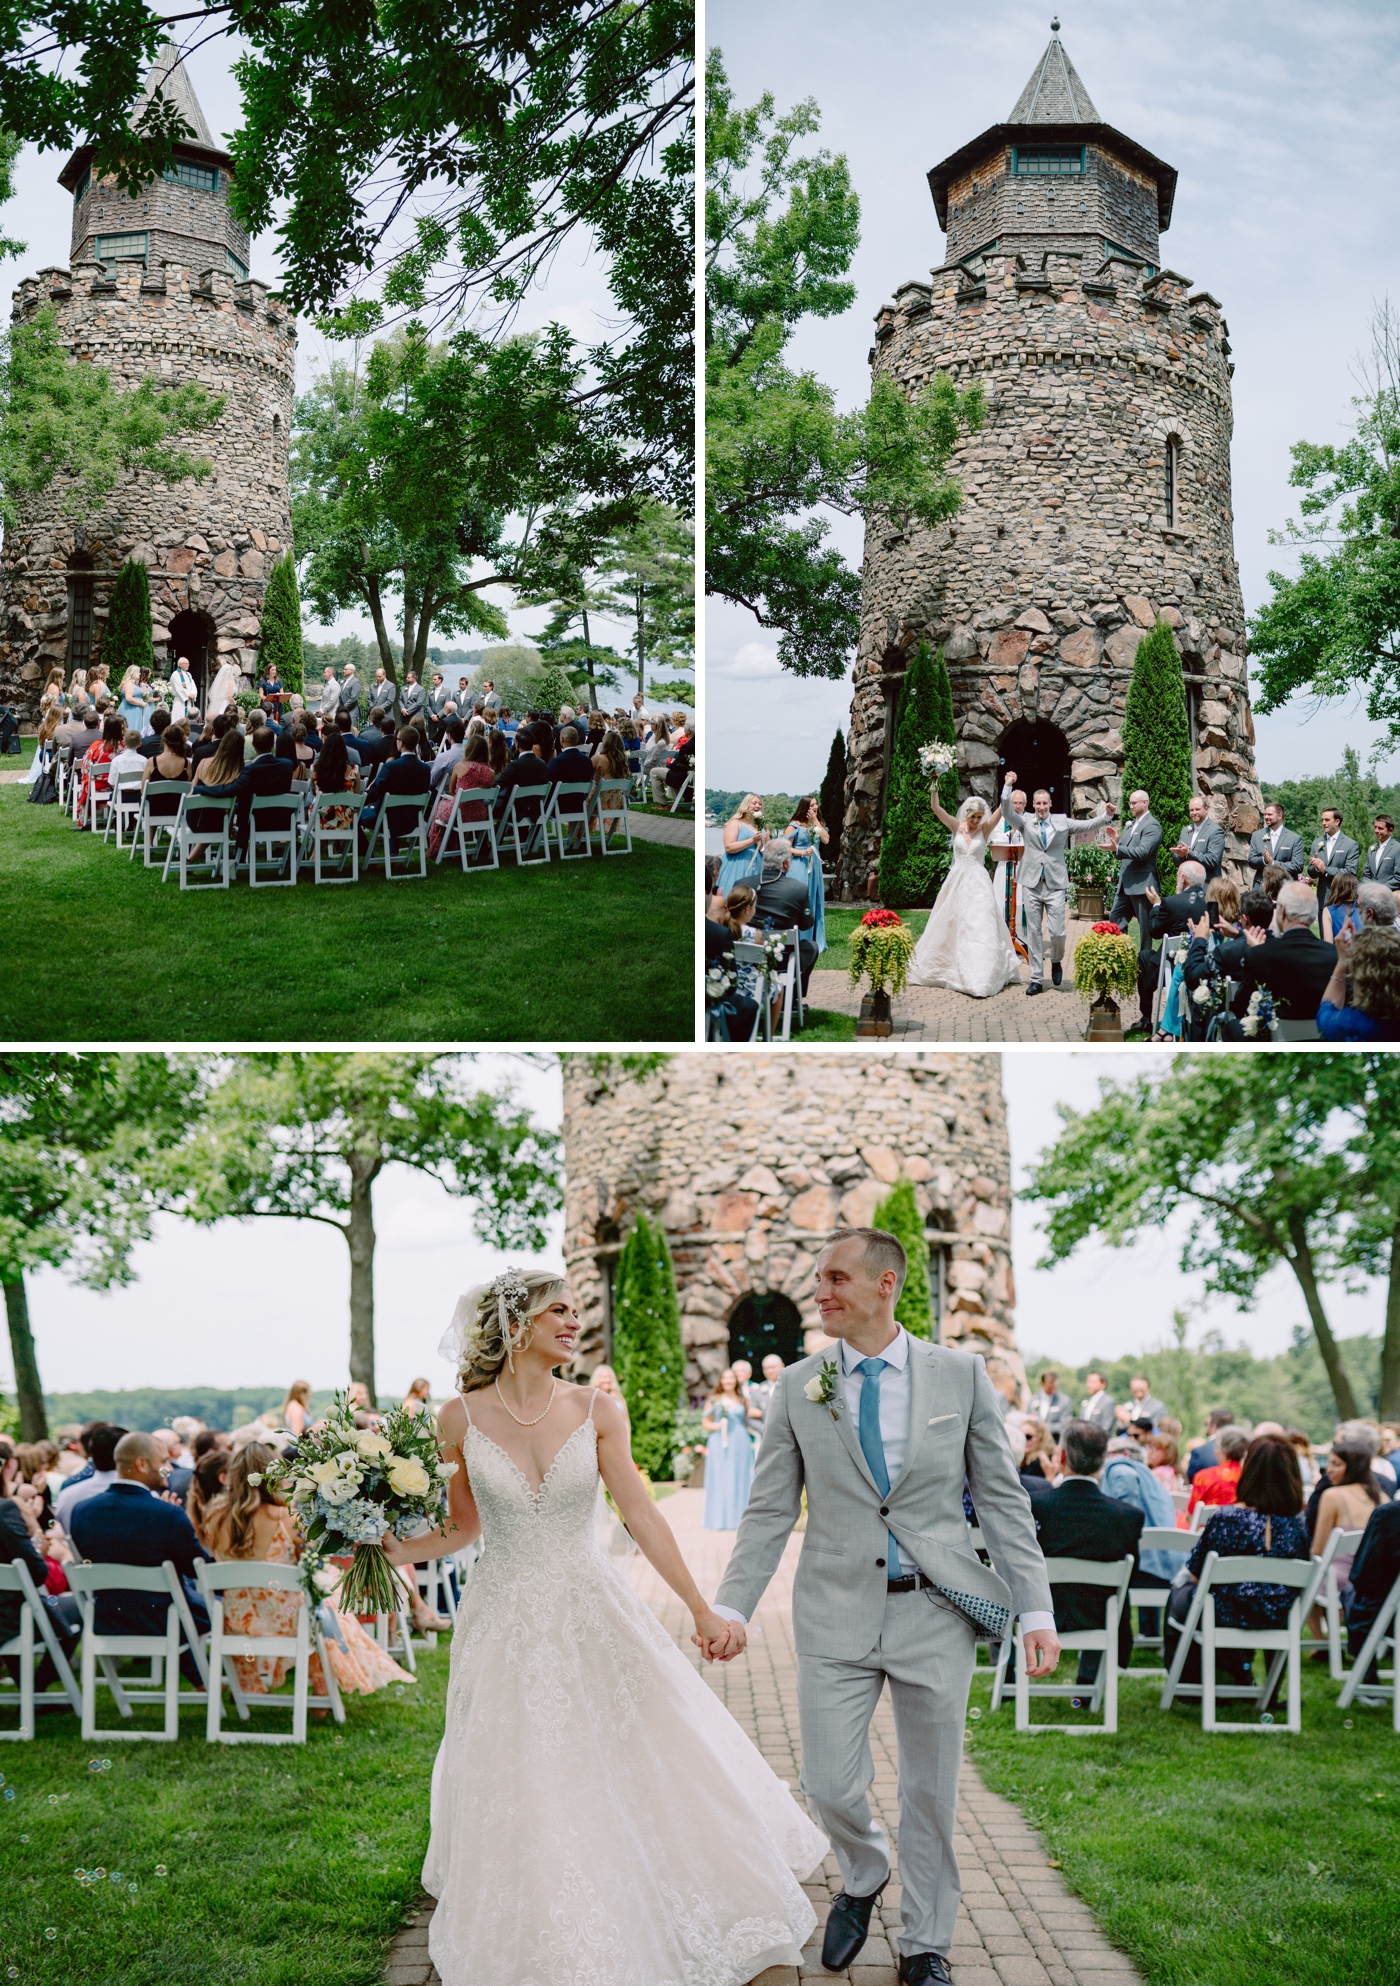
[929,785,960,833]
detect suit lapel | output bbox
[828,1359,882,1494]
[888,1339,937,1494]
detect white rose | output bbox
[312,1568,339,1594]
[356,1432,393,1459]
[1192,983,1210,1007]
[309,1459,343,1488]
[803,1376,824,1402]
[318,1478,358,1506]
[434,1460,459,1480]
[385,1456,431,1497]
[245,1473,263,1487]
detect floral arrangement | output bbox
[917,740,956,780]
[705,962,735,1005]
[671,1406,709,1483]
[254,1391,456,1616]
[1065,842,1118,893]
[848,910,916,998]
[1072,924,1138,1002]
[1241,987,1277,1038]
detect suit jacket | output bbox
[1149,887,1208,944]
[1248,824,1305,879]
[427,684,452,720]
[364,752,431,827]
[353,727,395,771]
[1186,1439,1218,1482]
[494,753,552,819]
[1237,926,1338,1020]
[369,679,397,718]
[318,679,341,718]
[716,1339,1053,1659]
[0,1498,49,1639]
[67,1481,211,1636]
[546,747,596,810]
[337,675,362,713]
[1000,794,1115,893]
[755,869,814,936]
[1031,1477,1142,1665]
[399,682,425,722]
[1364,838,1400,887]
[1032,1387,1074,1440]
[1113,811,1163,893]
[1308,831,1360,908]
[233,753,295,843]
[1175,816,1225,881]
[1079,1390,1117,1432]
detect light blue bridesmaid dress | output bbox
[702,1402,755,1529]
[790,825,827,953]
[717,822,763,895]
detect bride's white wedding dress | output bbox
[422,1396,827,1986]
[906,826,1021,998]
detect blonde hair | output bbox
[448,1270,569,1393]
[281,1380,312,1416]
[202,1442,282,1557]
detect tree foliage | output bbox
[1262,746,1400,847]
[1122,618,1194,892]
[1249,301,1400,752]
[819,727,846,875]
[611,1211,686,1477]
[878,643,957,907]
[594,503,694,696]
[100,559,155,683]
[258,552,305,696]
[872,1176,933,1339]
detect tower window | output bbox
[1165,434,1181,527]
[1013,145,1084,175]
[226,249,249,281]
[165,161,217,192]
[1104,238,1157,278]
[74,167,90,203]
[65,574,94,673]
[95,231,148,269]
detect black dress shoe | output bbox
[899,1956,953,1985]
[821,1876,888,1971]
[1026,981,1043,997]
[1051,961,1063,987]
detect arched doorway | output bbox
[996,719,1070,813]
[167,610,214,700]
[726,1292,804,1372]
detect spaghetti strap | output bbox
[587,1388,599,1423]
[461,1395,474,1429]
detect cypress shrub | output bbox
[258,553,304,695]
[871,1177,934,1339]
[819,726,846,874]
[611,1212,686,1477]
[1122,619,1194,894]
[100,559,154,682]
[877,643,957,907]
[536,663,580,715]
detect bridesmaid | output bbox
[786,796,829,955]
[702,1367,755,1530]
[717,794,766,895]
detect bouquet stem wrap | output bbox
[336,1541,406,1618]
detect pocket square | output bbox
[927,1413,958,1426]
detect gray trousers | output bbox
[797,1586,976,1958]
[1021,875,1066,983]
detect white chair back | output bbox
[365,789,430,880]
[595,779,632,855]
[1159,1550,1312,1732]
[0,1560,81,1738]
[303,788,365,884]
[65,1560,188,1742]
[434,784,499,872]
[162,790,236,889]
[499,785,550,866]
[1008,1554,1135,1734]
[194,1559,345,1744]
[1336,1566,1400,1729]
[248,790,301,887]
[542,782,595,860]
[104,768,145,847]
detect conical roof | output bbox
[1007,27,1101,125]
[132,41,217,149]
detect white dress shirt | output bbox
[54,1468,117,1533]
[1324,833,1338,866]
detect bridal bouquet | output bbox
[918,741,956,780]
[254,1392,456,1616]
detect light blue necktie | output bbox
[856,1358,901,1573]
[1040,820,1049,850]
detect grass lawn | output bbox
[791,1007,858,1041]
[0,1646,448,1986]
[0,779,694,1041]
[965,1648,1400,1986]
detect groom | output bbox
[1001,774,1117,996]
[705,1229,1057,1984]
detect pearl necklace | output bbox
[494,1376,557,1427]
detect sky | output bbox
[5,1049,1383,1404]
[706,0,1400,799]
[0,31,641,668]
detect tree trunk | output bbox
[411,588,437,681]
[1379,1210,1400,1419]
[1286,1211,1361,1420]
[581,607,599,711]
[3,1274,48,1440]
[345,1162,377,1408]
[365,573,399,686]
[634,581,646,696]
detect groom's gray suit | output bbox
[715,1333,1052,1959]
[1001,790,1115,984]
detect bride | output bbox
[387,1269,827,1986]
[906,788,1021,998]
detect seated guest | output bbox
[77,711,124,821]
[1026,1419,1143,1684]
[591,728,628,787]
[494,721,553,824]
[1187,1411,1234,1481]
[189,710,228,775]
[498,705,518,748]
[1321,869,1362,945]
[1358,879,1399,929]
[311,726,361,828]
[186,1446,230,1543]
[427,736,494,860]
[1164,1436,1311,1692]
[1260,862,1288,902]
[1236,879,1338,1019]
[334,708,362,765]
[142,721,191,796]
[233,725,296,856]
[1317,924,1400,1043]
[1344,1496,1400,1685]
[108,727,148,791]
[57,705,100,765]
[352,710,395,771]
[640,716,671,793]
[0,1447,81,1697]
[1018,1418,1057,1495]
[67,1431,213,1678]
[1145,1432,1181,1491]
[1311,1437,1383,1598]
[705,886,761,1040]
[288,723,315,780]
[430,716,467,792]
[136,707,172,760]
[662,733,694,807]
[1187,1422,1249,1512]
[754,840,818,997]
[361,727,432,844]
[1138,859,1208,1024]
[487,728,509,780]
[1101,1432,1184,1637]
[546,726,595,814]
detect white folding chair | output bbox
[103,768,145,848]
[129,780,189,866]
[1189,1499,1221,1530]
[373,1601,418,1671]
[247,791,301,886]
[1159,1551,1311,1732]
[1125,1528,1193,1673]
[595,778,633,854]
[302,789,365,883]
[364,790,430,879]
[162,791,237,889]
[499,787,550,866]
[196,1560,344,1744]
[1272,1017,1322,1043]
[731,940,771,1042]
[0,1561,82,1738]
[542,781,595,860]
[65,1561,192,1741]
[1170,1490,1190,1515]
[1300,1528,1364,1679]
[770,925,805,1039]
[415,1556,457,1629]
[668,768,694,814]
[1006,1556,1135,1733]
[434,784,499,871]
[83,764,116,834]
[1335,1567,1400,1727]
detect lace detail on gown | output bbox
[422,1408,826,1986]
[906,828,1021,998]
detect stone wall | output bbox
[561,1052,1024,1403]
[73,166,251,282]
[841,244,1256,899]
[0,260,295,716]
[944,140,1161,269]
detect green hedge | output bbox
[258,552,305,695]
[101,559,155,683]
[872,1176,934,1338]
[878,643,957,907]
[1122,619,1194,892]
[612,1212,686,1477]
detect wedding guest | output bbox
[1344,1496,1400,1681]
[589,1365,630,1439]
[1286,1429,1318,1492]
[1115,1375,1168,1428]
[108,726,147,791]
[428,736,493,859]
[360,727,431,847]
[281,1381,312,1437]
[53,1423,126,1531]
[1145,1433,1180,1492]
[718,792,766,894]
[68,1432,212,1677]
[755,840,818,997]
[1260,862,1288,902]
[1247,802,1305,880]
[545,726,595,815]
[1187,1410,1235,1480]
[590,729,628,789]
[1138,859,1208,1026]
[312,726,362,830]
[402,1377,434,1417]
[135,706,171,760]
[76,711,124,821]
[1310,1438,1383,1604]
[702,1369,755,1530]
[1101,1433,1184,1635]
[1028,1420,1142,1684]
[1236,879,1337,1019]
[487,728,509,780]
[787,798,829,955]
[1078,1371,1116,1433]
[1358,880,1398,927]
[186,1447,230,1540]
[1018,1418,1057,1495]
[430,716,467,792]
[493,722,553,826]
[232,724,295,855]
[1187,1422,1249,1511]
[1320,869,1362,944]
[0,1449,81,1691]
[1317,924,1400,1042]
[1031,1369,1074,1442]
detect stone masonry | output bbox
[841,28,1259,899]
[561,1052,1025,1403]
[0,47,294,719]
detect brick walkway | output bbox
[629,807,694,848]
[385,1491,1139,1986]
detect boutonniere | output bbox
[804,1357,840,1421]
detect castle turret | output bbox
[840,23,1259,898]
[0,44,295,716]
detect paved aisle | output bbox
[385,1488,1140,1986]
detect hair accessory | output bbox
[439,1271,537,1377]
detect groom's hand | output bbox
[1022,1628,1061,1679]
[692,1610,747,1663]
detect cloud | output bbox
[708,641,784,681]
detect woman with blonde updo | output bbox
[907,784,1025,998]
[383,1268,826,1983]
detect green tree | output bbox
[1021,1053,1400,1421]
[878,644,957,907]
[611,1212,686,1478]
[819,727,847,875]
[515,560,629,712]
[1250,301,1400,751]
[706,51,983,677]
[99,558,154,683]
[536,665,580,715]
[258,552,305,696]
[1122,619,1194,893]
[1262,748,1400,844]
[0,127,26,266]
[596,503,694,697]
[159,1054,559,1406]
[872,1177,933,1339]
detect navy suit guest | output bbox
[1345,1499,1400,1681]
[1186,1412,1236,1482]
[68,1432,212,1677]
[1028,1419,1143,1682]
[353,713,396,772]
[361,731,432,843]
[545,727,595,813]
[232,727,296,854]
[494,724,553,824]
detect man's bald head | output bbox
[115,1430,167,1487]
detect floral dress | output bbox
[214,1518,414,1696]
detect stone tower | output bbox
[0,45,295,719]
[562,1052,1023,1402]
[839,24,1260,899]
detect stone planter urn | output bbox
[1085,995,1124,1043]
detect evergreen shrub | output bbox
[871,1176,934,1338]
[1122,619,1194,892]
[258,553,305,695]
[100,559,155,682]
[612,1212,686,1477]
[878,644,957,907]
[819,727,847,874]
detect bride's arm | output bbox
[594,1392,737,1660]
[383,1402,482,1561]
[929,786,959,832]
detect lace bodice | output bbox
[950,827,991,863]
[463,1411,602,1574]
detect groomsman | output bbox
[1171,795,1224,882]
[1001,775,1117,995]
[1248,802,1305,880]
[1307,807,1359,912]
[318,665,340,723]
[1364,815,1400,889]
[369,666,398,724]
[1107,790,1162,944]
[338,661,362,718]
[1079,1371,1117,1433]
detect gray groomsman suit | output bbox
[399,680,425,724]
[369,676,397,721]
[715,1333,1052,1960]
[1079,1389,1117,1433]
[1365,836,1400,887]
[1247,822,1305,879]
[318,677,340,721]
[338,672,362,715]
[1308,829,1359,910]
[1176,815,1225,882]
[1109,809,1162,940]
[1000,791,1115,984]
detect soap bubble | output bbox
[18,1835,27,1844]
[1071,1698,1083,1709]
[1344,1719,1354,1729]
[1260,1713,1273,1726]
[47,1795,59,1805]
[43,1929,56,1941]
[155,1865,167,1877]
[969,1707,981,1719]
[127,1883,138,1894]
[88,1760,101,1773]
[4,1788,15,1801]
[101,1760,111,1772]
[93,1868,105,1880]
[109,1871,122,1884]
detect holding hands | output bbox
[692,1607,747,1663]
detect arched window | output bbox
[1164,434,1181,528]
[65,555,94,674]
[726,1292,804,1371]
[594,1218,621,1362]
[925,1209,954,1338]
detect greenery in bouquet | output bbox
[1072,922,1138,1002]
[848,908,916,998]
[255,1391,456,1616]
[1065,841,1118,894]
[1241,987,1277,1038]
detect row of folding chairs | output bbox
[1152,931,1322,1041]
[706,927,805,1043]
